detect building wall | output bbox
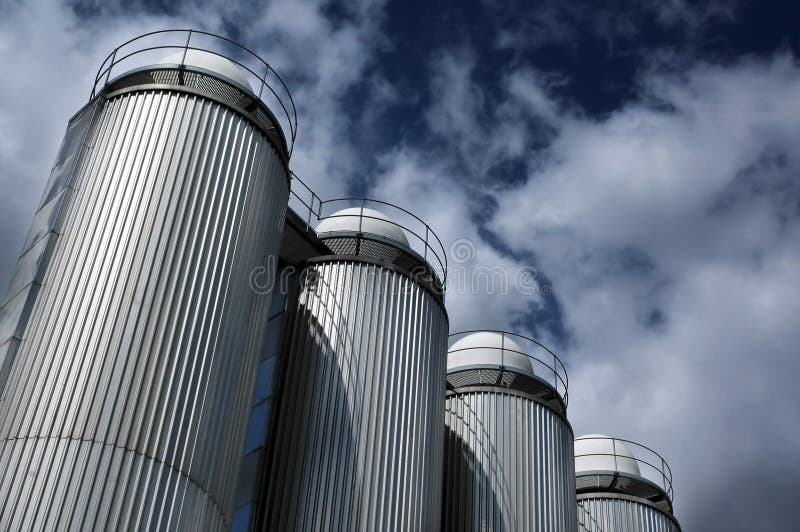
[231,262,298,531]
[442,389,577,532]
[0,87,288,530]
[262,259,448,531]
[0,99,100,393]
[577,495,680,532]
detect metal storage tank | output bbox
[442,330,577,532]
[0,30,296,530]
[574,435,681,532]
[261,199,449,531]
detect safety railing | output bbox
[447,330,569,406]
[574,435,674,502]
[89,29,298,157]
[288,172,448,286]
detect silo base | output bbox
[577,494,681,532]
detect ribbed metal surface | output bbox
[577,495,681,532]
[0,100,100,393]
[0,87,288,530]
[262,259,448,531]
[442,390,577,532]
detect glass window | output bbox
[39,150,80,208]
[24,189,70,253]
[230,502,252,532]
[5,233,57,300]
[243,399,272,454]
[0,283,40,342]
[233,451,260,507]
[268,282,288,318]
[53,102,96,166]
[263,317,284,358]
[252,357,277,404]
[0,337,21,387]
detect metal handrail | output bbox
[89,29,298,157]
[447,330,569,406]
[574,435,674,502]
[288,172,448,286]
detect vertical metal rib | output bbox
[442,390,577,532]
[0,88,288,530]
[262,260,448,531]
[577,496,681,532]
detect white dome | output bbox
[316,207,410,247]
[574,434,641,476]
[447,332,534,376]
[159,50,252,91]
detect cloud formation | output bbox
[0,1,798,530]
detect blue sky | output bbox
[1,1,799,530]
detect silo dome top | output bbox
[159,50,253,91]
[447,331,534,376]
[316,207,410,247]
[574,434,641,476]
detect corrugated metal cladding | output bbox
[443,390,577,532]
[262,259,448,531]
[0,100,100,392]
[0,87,288,530]
[577,496,680,532]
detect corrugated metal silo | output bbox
[261,199,449,531]
[574,435,681,532]
[442,330,577,532]
[0,30,296,530]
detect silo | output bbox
[261,200,449,531]
[0,30,295,530]
[442,330,576,532]
[574,435,681,532]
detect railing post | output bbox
[424,225,429,260]
[553,352,558,393]
[358,198,365,233]
[307,194,315,232]
[258,63,269,101]
[612,438,618,471]
[500,332,505,368]
[104,48,118,89]
[180,29,193,66]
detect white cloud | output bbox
[486,54,800,528]
[372,43,800,529]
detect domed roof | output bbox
[574,434,641,476]
[159,49,252,91]
[316,207,410,247]
[447,331,534,376]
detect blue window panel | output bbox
[234,451,260,508]
[263,316,284,358]
[244,399,272,454]
[230,502,253,532]
[268,280,288,318]
[252,357,276,404]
